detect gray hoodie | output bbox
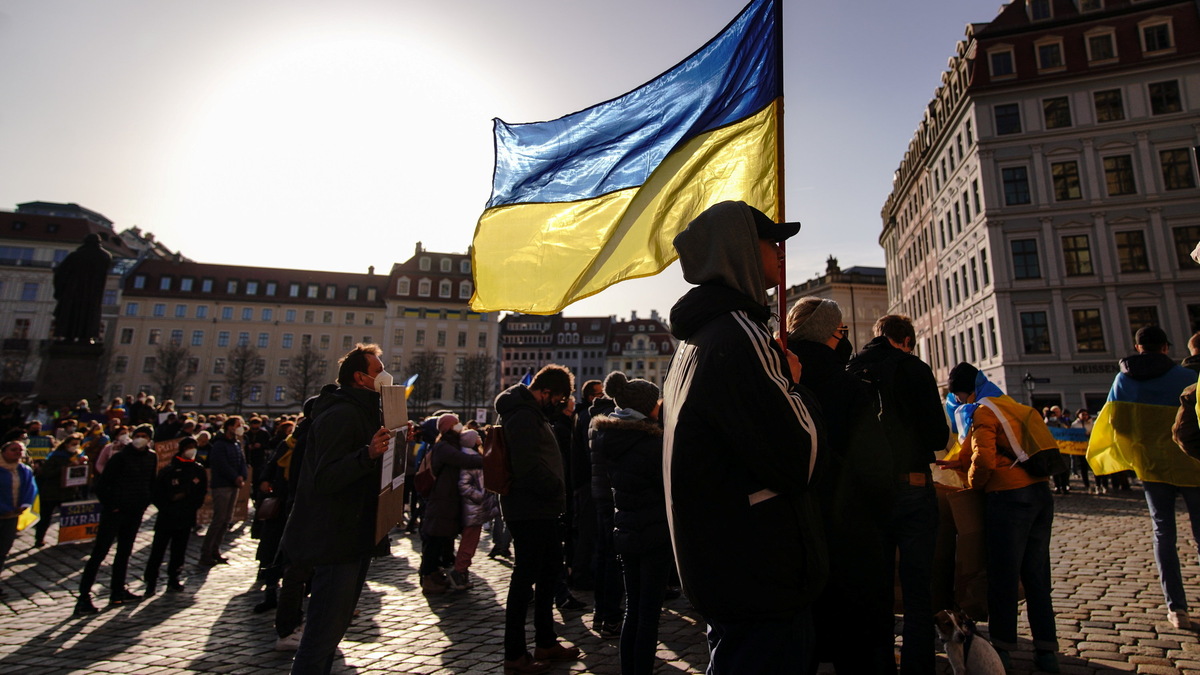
[673,200,768,307]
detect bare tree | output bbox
[225,344,262,415]
[406,350,444,419]
[455,352,496,421]
[151,342,193,401]
[287,342,328,404]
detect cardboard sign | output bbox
[375,385,409,542]
[25,436,54,462]
[154,438,181,471]
[58,499,103,544]
[63,463,89,488]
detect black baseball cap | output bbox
[748,205,801,242]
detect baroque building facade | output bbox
[881,0,1200,412]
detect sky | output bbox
[0,0,1010,320]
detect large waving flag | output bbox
[471,0,783,314]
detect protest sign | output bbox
[58,499,102,544]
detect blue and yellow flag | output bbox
[471,0,783,314]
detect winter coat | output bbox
[208,435,247,489]
[458,447,499,528]
[663,200,826,623]
[152,455,208,530]
[281,386,383,566]
[588,397,618,510]
[494,384,566,522]
[96,445,157,512]
[420,432,484,538]
[846,335,949,473]
[591,411,669,556]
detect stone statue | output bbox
[53,233,112,343]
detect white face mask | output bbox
[234,426,244,437]
[373,369,394,391]
[131,437,150,449]
[117,434,131,444]
[181,448,198,460]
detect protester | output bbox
[495,363,581,674]
[661,201,824,673]
[592,371,669,675]
[588,389,621,640]
[144,436,207,594]
[200,416,248,566]
[846,313,949,675]
[94,426,131,474]
[254,427,296,614]
[0,440,37,591]
[943,363,1060,672]
[1070,410,1095,493]
[33,433,88,547]
[452,427,498,591]
[1087,326,1200,630]
[280,344,394,674]
[418,412,483,595]
[568,380,603,592]
[75,424,157,614]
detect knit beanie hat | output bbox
[460,429,480,448]
[603,371,660,418]
[948,362,979,394]
[789,298,842,344]
[436,413,461,435]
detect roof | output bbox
[123,258,386,307]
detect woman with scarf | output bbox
[941,362,1060,674]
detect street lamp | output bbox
[1023,372,1036,406]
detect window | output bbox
[457,331,467,348]
[366,287,377,302]
[279,359,290,375]
[416,330,425,346]
[364,313,374,326]
[182,384,195,403]
[285,309,296,322]
[209,385,223,402]
[319,335,330,350]
[323,311,333,324]
[221,307,233,320]
[1104,155,1137,196]
[125,302,139,316]
[174,304,187,318]
[18,282,37,302]
[437,330,447,347]
[1062,235,1093,276]
[103,289,118,306]
[306,284,318,299]
[995,104,1021,135]
[282,333,294,349]
[201,278,213,293]
[1002,166,1031,205]
[459,280,472,299]
[1073,309,1106,352]
[261,308,273,322]
[227,280,238,294]
[1174,226,1200,268]
[438,280,452,298]
[274,386,286,403]
[972,180,981,215]
[301,334,312,347]
[1036,41,1064,70]
[120,328,134,344]
[249,385,262,403]
[180,277,194,292]
[325,285,336,300]
[1086,31,1116,62]
[289,283,300,297]
[237,332,250,347]
[989,49,1015,78]
[148,329,162,345]
[153,303,166,317]
[159,276,172,291]
[1043,97,1071,129]
[191,330,204,346]
[1028,0,1051,20]
[1128,306,1161,339]
[170,329,183,346]
[246,281,258,296]
[1079,0,1103,12]
[218,331,230,347]
[342,335,353,349]
[113,356,128,374]
[440,258,452,273]
[1094,89,1124,123]
[1149,81,1182,115]
[143,357,157,373]
[347,286,358,301]
[1161,149,1196,190]
[304,310,315,323]
[1140,19,1174,54]
[257,333,269,348]
[419,257,431,271]
[397,278,410,295]
[418,279,431,297]
[1115,231,1150,273]
[132,275,146,289]
[1021,311,1052,354]
[460,259,471,274]
[266,282,277,296]
[1051,161,1082,200]
[1011,239,1041,279]
[241,308,252,321]
[988,318,998,357]
[393,329,404,346]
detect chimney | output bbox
[145,232,156,242]
[650,309,659,322]
[368,265,375,275]
[415,241,423,255]
[631,310,638,320]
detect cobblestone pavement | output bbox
[1,484,1199,674]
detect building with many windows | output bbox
[783,258,889,350]
[605,311,675,388]
[881,0,1200,412]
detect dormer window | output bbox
[1028,0,1051,21]
[397,277,411,295]
[440,258,452,272]
[419,257,431,271]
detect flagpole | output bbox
[774,0,788,350]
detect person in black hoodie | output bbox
[662,200,824,673]
[846,314,949,675]
[495,363,581,675]
[143,436,207,595]
[75,423,157,614]
[592,371,669,675]
[787,297,895,674]
[281,344,394,675]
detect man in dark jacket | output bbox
[75,424,157,614]
[144,436,207,594]
[496,364,582,674]
[199,416,248,566]
[662,200,823,673]
[569,380,603,592]
[281,344,393,675]
[846,313,948,674]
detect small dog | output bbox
[935,609,1007,674]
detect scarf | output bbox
[945,370,1006,442]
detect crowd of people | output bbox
[3,202,1200,675]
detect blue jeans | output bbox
[887,482,938,674]
[620,547,672,675]
[984,482,1057,651]
[706,609,812,674]
[291,557,371,675]
[1143,481,1200,613]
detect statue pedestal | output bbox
[36,341,105,408]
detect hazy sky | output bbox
[0,0,1008,319]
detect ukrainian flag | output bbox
[471,0,783,314]
[1087,369,1200,485]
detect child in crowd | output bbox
[450,428,498,590]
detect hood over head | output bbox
[1120,352,1178,381]
[673,201,791,307]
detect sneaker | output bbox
[73,596,99,615]
[593,619,622,639]
[533,642,581,662]
[1169,609,1191,629]
[274,625,304,651]
[447,569,472,590]
[502,653,551,675]
[1034,649,1060,673]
